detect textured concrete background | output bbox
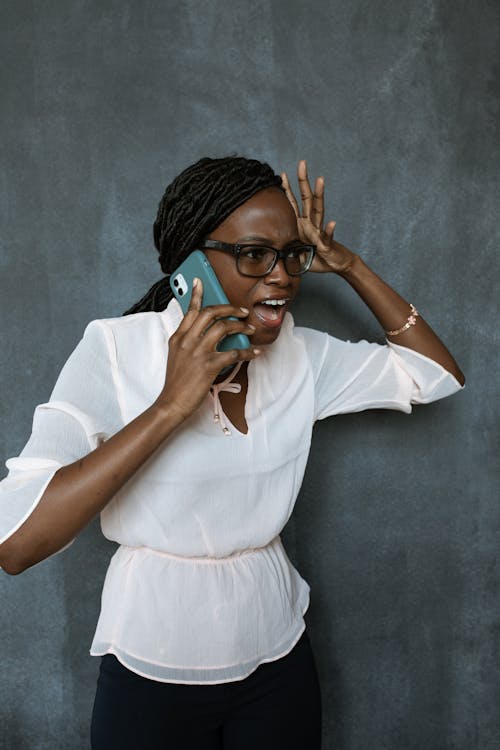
[0,1,498,748]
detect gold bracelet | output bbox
[385,304,419,336]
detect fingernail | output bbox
[240,307,249,313]
[247,324,256,331]
[193,278,199,288]
[253,348,261,355]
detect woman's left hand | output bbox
[281,160,358,275]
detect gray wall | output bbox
[1,1,498,748]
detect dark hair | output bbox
[123,156,283,315]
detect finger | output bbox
[184,304,250,341]
[175,277,204,334]
[233,346,262,362]
[213,345,262,369]
[297,159,313,219]
[281,172,299,218]
[323,220,336,242]
[201,318,256,350]
[188,277,202,310]
[311,176,324,231]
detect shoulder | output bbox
[290,317,389,381]
[84,310,164,335]
[293,323,380,351]
[86,298,182,339]
[83,301,179,341]
[290,317,358,363]
[77,310,171,372]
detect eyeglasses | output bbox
[200,240,316,277]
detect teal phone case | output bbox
[169,250,250,352]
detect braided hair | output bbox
[123,156,283,315]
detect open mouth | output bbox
[253,298,289,328]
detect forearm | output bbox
[0,286,260,575]
[281,160,464,385]
[0,400,183,574]
[340,255,465,385]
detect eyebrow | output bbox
[237,235,301,245]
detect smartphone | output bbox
[169,250,250,353]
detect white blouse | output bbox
[0,299,462,683]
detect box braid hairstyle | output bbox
[123,156,283,315]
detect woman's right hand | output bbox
[155,278,260,423]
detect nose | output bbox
[265,258,292,285]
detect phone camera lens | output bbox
[174,279,179,287]
[178,289,184,296]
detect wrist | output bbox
[147,399,186,436]
[337,252,365,280]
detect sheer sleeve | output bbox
[295,327,463,422]
[0,320,124,546]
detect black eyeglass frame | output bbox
[199,240,316,277]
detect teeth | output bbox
[261,299,287,306]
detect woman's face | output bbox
[204,187,302,346]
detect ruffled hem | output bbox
[90,599,309,684]
[89,536,311,683]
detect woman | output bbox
[0,156,464,748]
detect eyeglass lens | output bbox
[237,246,312,276]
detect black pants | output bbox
[90,630,322,749]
